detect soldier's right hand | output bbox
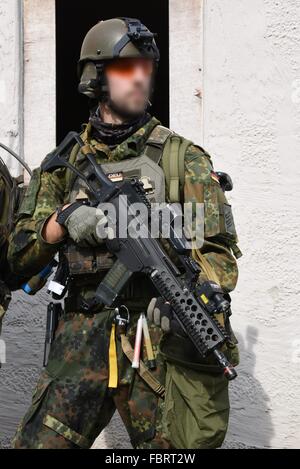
[62,204,109,247]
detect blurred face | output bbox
[105,58,154,117]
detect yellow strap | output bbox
[192,248,225,327]
[108,324,118,389]
[192,248,220,284]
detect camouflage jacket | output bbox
[8,116,239,295]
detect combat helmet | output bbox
[78,17,160,100]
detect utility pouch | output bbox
[48,253,70,300]
[63,241,115,276]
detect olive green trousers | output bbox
[161,362,230,449]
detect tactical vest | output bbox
[66,123,192,203]
[51,125,240,376]
[62,124,193,278]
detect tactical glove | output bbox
[147,297,187,337]
[59,204,110,248]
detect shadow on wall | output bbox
[224,326,274,449]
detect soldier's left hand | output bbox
[147,297,187,337]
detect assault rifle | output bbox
[43,132,237,381]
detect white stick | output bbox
[132,314,144,369]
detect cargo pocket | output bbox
[128,384,158,447]
[127,367,162,448]
[162,363,230,449]
[22,369,54,426]
[43,415,92,449]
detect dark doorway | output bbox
[56,0,169,144]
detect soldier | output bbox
[8,18,241,449]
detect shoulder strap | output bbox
[64,125,90,197]
[178,138,193,190]
[64,142,81,197]
[145,124,194,203]
[162,134,193,203]
[144,124,173,164]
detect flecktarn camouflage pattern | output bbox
[13,310,168,449]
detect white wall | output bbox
[0,0,56,177]
[23,0,56,172]
[169,0,203,144]
[0,0,23,177]
[170,0,300,449]
[201,0,300,448]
